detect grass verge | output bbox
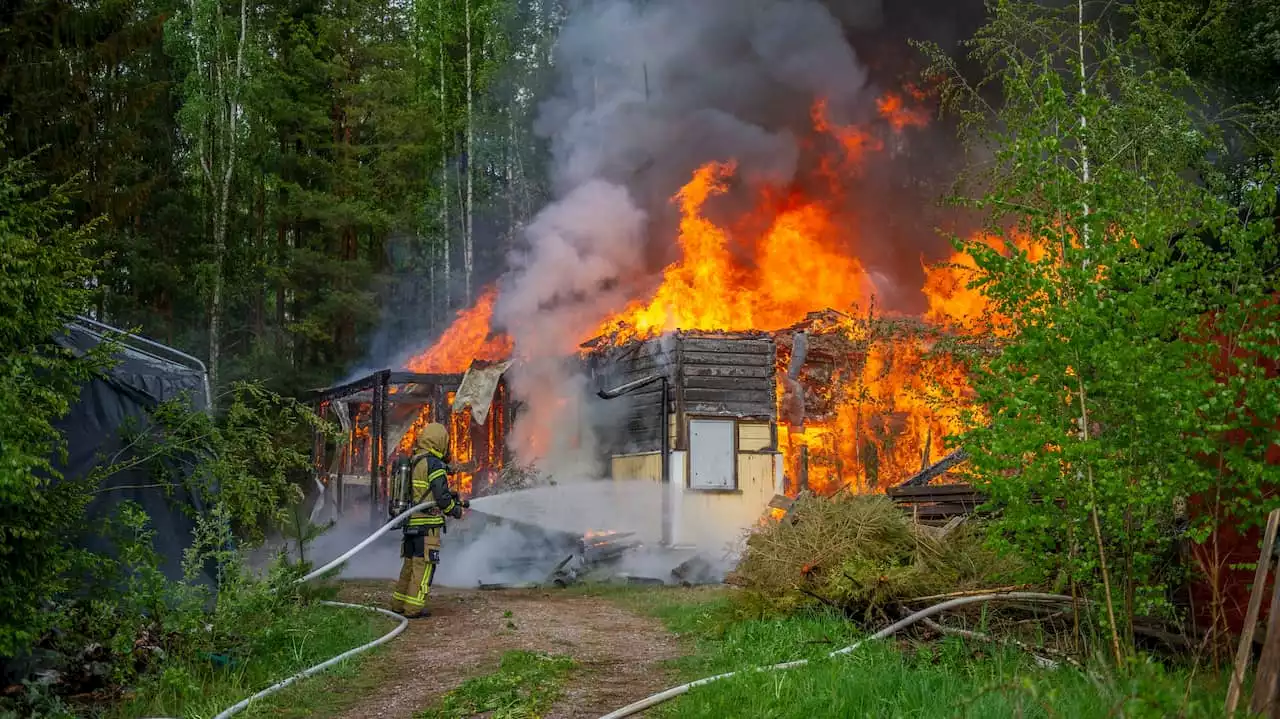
[107,602,397,719]
[414,650,577,719]
[598,586,1231,719]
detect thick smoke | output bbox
[498,0,907,473]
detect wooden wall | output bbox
[588,332,777,454]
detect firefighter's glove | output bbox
[461,499,471,509]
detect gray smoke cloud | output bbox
[498,0,908,472]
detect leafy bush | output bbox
[116,380,334,541]
[920,0,1280,658]
[0,137,110,658]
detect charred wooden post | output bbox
[369,370,387,529]
[898,448,969,488]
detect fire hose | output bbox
[145,499,438,719]
[596,591,1077,719]
[145,512,1072,719]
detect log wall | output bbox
[589,332,777,454]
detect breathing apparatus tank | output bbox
[388,453,427,519]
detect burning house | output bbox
[584,330,784,549]
[305,0,1011,559]
[576,308,979,548]
[308,359,515,526]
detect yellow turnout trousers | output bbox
[391,527,441,616]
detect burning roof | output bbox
[396,83,1017,495]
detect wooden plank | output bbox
[1228,508,1280,715]
[892,499,986,510]
[898,449,970,488]
[889,483,980,497]
[683,376,772,391]
[683,388,775,404]
[680,337,773,354]
[684,402,775,418]
[739,422,772,452]
[613,356,674,375]
[891,493,985,504]
[896,503,976,518]
[1250,545,1280,717]
[892,497,985,508]
[683,365,775,379]
[680,350,772,367]
[767,494,793,511]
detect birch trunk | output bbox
[437,0,451,317]
[463,0,475,305]
[1071,0,1123,665]
[189,0,248,410]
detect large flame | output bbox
[594,159,871,343]
[405,88,995,495]
[406,288,512,374]
[921,231,1055,334]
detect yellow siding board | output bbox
[612,452,662,482]
[738,422,772,452]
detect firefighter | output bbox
[391,422,468,618]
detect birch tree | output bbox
[463,0,477,304]
[923,0,1280,658]
[168,0,252,406]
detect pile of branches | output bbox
[483,463,547,495]
[732,493,1024,624]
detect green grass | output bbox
[601,586,1231,719]
[414,650,577,719]
[108,602,397,719]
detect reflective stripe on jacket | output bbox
[407,450,457,527]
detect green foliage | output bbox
[0,496,388,719]
[100,509,393,719]
[617,587,1228,719]
[106,381,335,540]
[0,142,109,657]
[1135,0,1280,155]
[416,650,577,719]
[920,0,1280,646]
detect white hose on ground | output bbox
[596,591,1076,719]
[145,499,438,719]
[209,602,408,719]
[300,499,438,583]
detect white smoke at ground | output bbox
[304,509,404,580]
[435,481,741,587]
[292,482,744,586]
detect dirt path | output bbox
[333,583,682,719]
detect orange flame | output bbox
[876,92,930,132]
[594,158,871,343]
[397,405,433,455]
[406,88,994,496]
[921,231,1055,333]
[406,288,513,374]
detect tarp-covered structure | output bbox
[52,316,215,585]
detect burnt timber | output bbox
[585,331,777,454]
[886,483,987,524]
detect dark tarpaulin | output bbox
[50,319,215,586]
